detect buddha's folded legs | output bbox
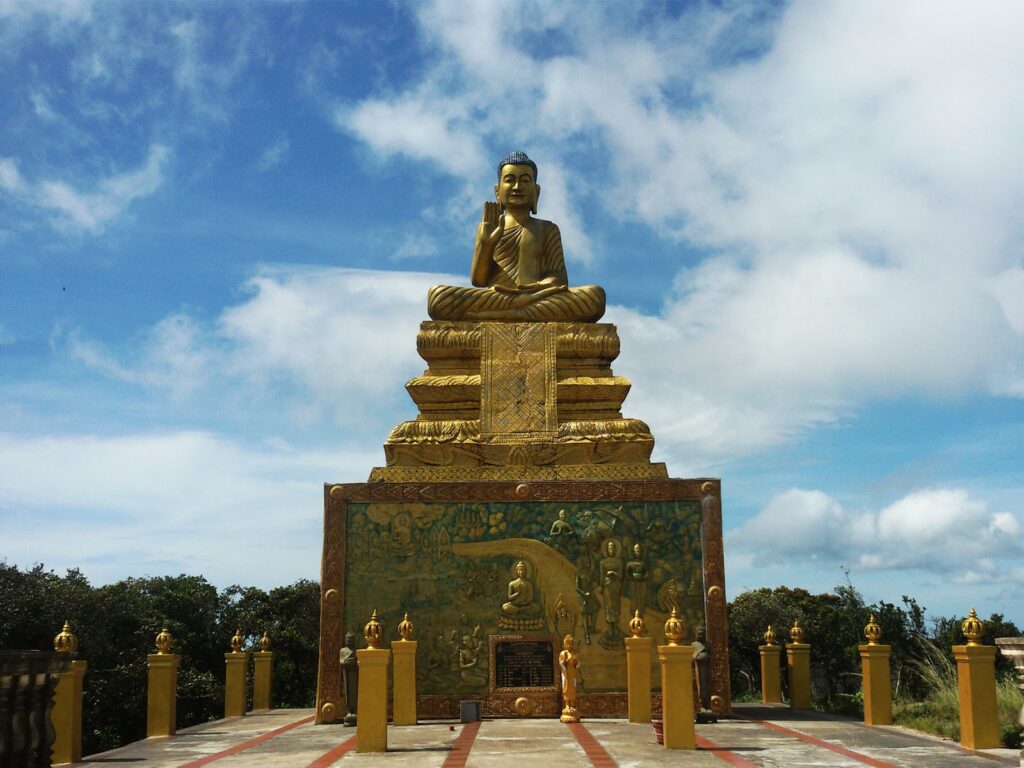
[427,284,606,323]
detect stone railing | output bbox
[0,650,70,768]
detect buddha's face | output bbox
[495,164,539,210]
[515,561,527,578]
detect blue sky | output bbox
[2,0,1022,627]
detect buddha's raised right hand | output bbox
[476,200,504,251]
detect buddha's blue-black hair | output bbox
[497,151,538,181]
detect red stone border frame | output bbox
[313,478,731,722]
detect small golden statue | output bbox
[864,614,882,645]
[763,625,778,646]
[962,608,984,646]
[427,151,605,323]
[259,632,271,652]
[558,634,581,723]
[53,620,78,654]
[364,609,383,649]
[155,627,174,655]
[499,560,544,630]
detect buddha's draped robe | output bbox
[427,219,606,322]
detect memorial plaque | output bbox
[494,640,555,689]
[487,633,560,697]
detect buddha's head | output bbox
[633,543,642,557]
[563,634,575,650]
[495,151,540,214]
[558,509,567,521]
[606,539,617,556]
[344,631,356,648]
[514,560,528,578]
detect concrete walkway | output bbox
[77,705,1020,767]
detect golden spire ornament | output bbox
[259,632,271,652]
[789,619,805,644]
[53,620,78,654]
[628,610,646,638]
[155,627,174,654]
[962,608,984,646]
[364,609,383,649]
[230,628,244,653]
[397,612,414,641]
[763,625,778,646]
[664,607,685,645]
[864,614,882,645]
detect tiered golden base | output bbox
[373,321,666,482]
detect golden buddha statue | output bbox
[427,151,606,323]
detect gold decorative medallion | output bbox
[664,608,685,645]
[864,614,882,645]
[53,620,77,654]
[398,612,414,641]
[155,627,174,654]
[789,619,805,644]
[364,609,383,649]
[962,607,984,646]
[628,610,647,638]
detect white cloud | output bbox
[0,158,28,195]
[332,0,1024,441]
[256,136,290,173]
[391,232,439,261]
[728,487,1024,578]
[65,266,453,436]
[0,144,170,233]
[0,430,375,587]
[67,313,212,399]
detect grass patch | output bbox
[892,637,1024,748]
[997,675,1023,749]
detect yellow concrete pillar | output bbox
[658,608,695,750]
[953,608,1000,749]
[356,610,390,753]
[859,645,892,725]
[759,625,782,704]
[224,654,249,718]
[392,612,418,726]
[252,632,274,711]
[786,619,811,710]
[626,636,653,723]
[52,621,85,765]
[859,614,892,725]
[147,628,179,738]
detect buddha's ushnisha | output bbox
[427,151,606,322]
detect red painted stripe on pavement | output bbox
[566,722,618,767]
[304,734,357,768]
[695,734,761,767]
[752,719,898,768]
[178,714,315,767]
[442,720,481,768]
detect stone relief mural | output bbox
[341,499,704,694]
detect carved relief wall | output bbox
[315,480,731,721]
